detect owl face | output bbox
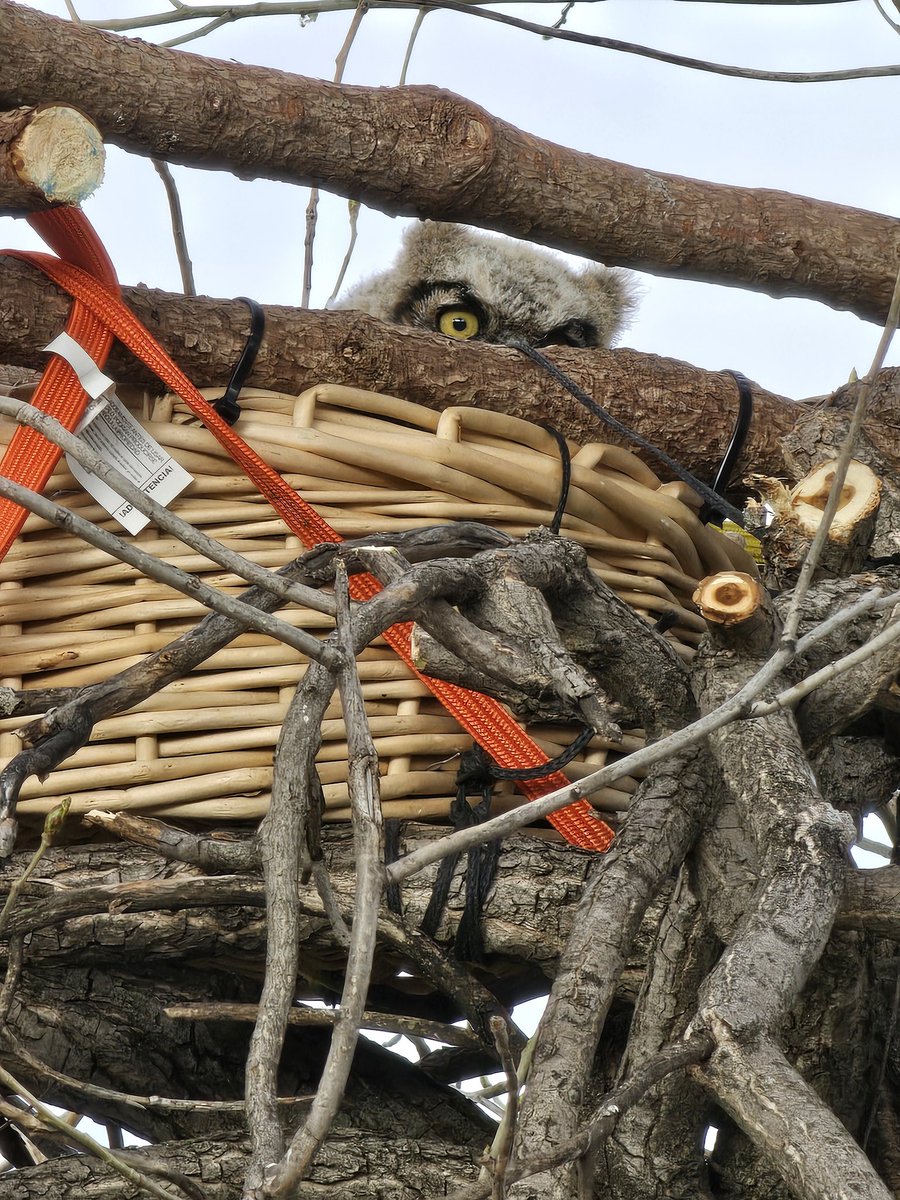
[335,222,636,349]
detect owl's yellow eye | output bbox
[437,308,480,340]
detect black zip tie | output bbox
[653,610,679,635]
[212,296,265,426]
[712,369,755,498]
[513,342,746,528]
[537,420,572,535]
[483,723,595,782]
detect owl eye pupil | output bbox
[437,307,480,340]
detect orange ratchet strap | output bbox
[1,207,613,852]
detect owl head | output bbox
[335,222,637,348]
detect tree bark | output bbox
[0,253,802,481]
[0,1,897,322]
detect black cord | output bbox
[537,420,572,534]
[212,296,265,426]
[514,342,746,528]
[484,724,595,781]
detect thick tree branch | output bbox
[1,2,898,321]
[0,256,796,480]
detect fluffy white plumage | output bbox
[335,222,636,348]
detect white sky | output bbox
[2,0,899,400]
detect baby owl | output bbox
[335,222,636,349]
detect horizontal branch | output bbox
[1,1,898,320]
[0,256,797,479]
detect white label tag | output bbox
[44,331,116,402]
[44,331,194,534]
[66,395,193,535]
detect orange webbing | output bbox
[3,209,613,852]
[0,209,119,561]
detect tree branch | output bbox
[1,2,898,321]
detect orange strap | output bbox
[2,208,613,852]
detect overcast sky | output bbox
[3,0,899,401]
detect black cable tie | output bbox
[212,296,265,426]
[712,370,754,500]
[537,420,572,535]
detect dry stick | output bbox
[0,474,336,666]
[324,199,360,307]
[0,1026,311,1116]
[88,2,900,83]
[752,606,900,716]
[152,158,196,296]
[165,1000,482,1050]
[244,650,339,1186]
[488,1016,519,1200]
[0,798,69,938]
[0,394,336,618]
[398,5,428,84]
[0,1061,197,1200]
[264,562,385,1195]
[385,657,790,886]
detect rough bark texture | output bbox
[0,1,898,322]
[0,253,802,483]
[0,5,899,1197]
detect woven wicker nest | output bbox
[0,384,751,832]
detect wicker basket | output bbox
[0,384,750,831]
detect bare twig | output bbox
[152,158,196,295]
[301,0,367,307]
[264,561,385,1194]
[398,5,428,84]
[0,1061,200,1200]
[780,260,900,643]
[0,394,336,618]
[0,473,337,666]
[85,2,900,85]
[448,1035,715,1200]
[0,799,69,938]
[487,1016,519,1200]
[165,1000,483,1049]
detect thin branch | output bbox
[324,199,360,307]
[301,0,368,306]
[164,1000,483,1049]
[0,1062,199,1200]
[85,1,900,84]
[398,5,428,84]
[152,158,196,295]
[874,0,900,34]
[0,473,338,666]
[0,1026,312,1115]
[448,1035,715,1200]
[751,607,900,716]
[0,394,336,618]
[488,1016,519,1200]
[264,561,385,1194]
[385,634,796,885]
